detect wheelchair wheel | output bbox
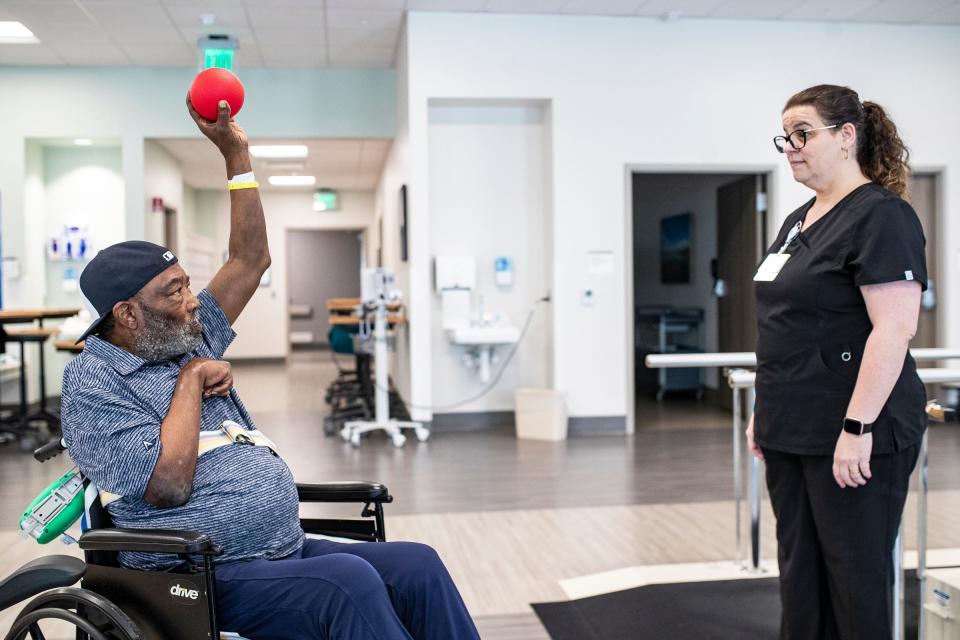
[6,587,143,640]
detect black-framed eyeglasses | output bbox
[773,124,840,153]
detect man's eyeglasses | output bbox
[773,124,840,153]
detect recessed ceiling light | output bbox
[250,145,308,159]
[200,13,216,27]
[268,175,316,186]
[0,21,39,44]
[73,138,93,146]
[263,161,307,171]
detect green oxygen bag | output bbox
[20,469,85,544]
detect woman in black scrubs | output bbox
[747,84,927,639]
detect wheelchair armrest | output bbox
[296,482,393,504]
[79,528,216,555]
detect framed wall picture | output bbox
[399,184,409,262]
[660,213,692,284]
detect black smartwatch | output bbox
[842,417,873,436]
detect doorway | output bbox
[909,172,940,348]
[630,172,769,421]
[286,229,364,349]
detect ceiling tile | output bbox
[853,0,957,23]
[245,6,325,29]
[21,23,108,46]
[259,45,326,67]
[328,46,396,68]
[253,27,326,46]
[708,0,798,19]
[326,9,404,30]
[917,1,960,23]
[634,0,726,18]
[483,0,567,13]
[80,3,182,44]
[407,0,485,9]
[561,0,646,16]
[0,43,64,65]
[326,0,406,9]
[3,1,98,29]
[327,27,398,49]
[121,43,197,66]
[48,43,131,65]
[240,0,326,6]
[359,139,391,170]
[781,0,878,21]
[163,2,250,29]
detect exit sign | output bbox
[204,47,234,70]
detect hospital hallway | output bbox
[4,352,960,638]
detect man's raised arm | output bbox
[188,95,270,324]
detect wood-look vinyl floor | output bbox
[1,352,960,639]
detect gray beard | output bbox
[132,305,203,362]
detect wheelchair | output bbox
[0,438,394,639]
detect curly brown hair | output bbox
[784,85,911,199]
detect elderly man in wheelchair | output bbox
[0,98,479,640]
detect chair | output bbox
[3,328,60,451]
[0,438,394,639]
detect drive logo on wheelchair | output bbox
[168,579,202,605]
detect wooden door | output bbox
[716,175,763,409]
[909,174,938,348]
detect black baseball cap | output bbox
[77,241,179,343]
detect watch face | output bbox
[843,418,865,435]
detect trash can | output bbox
[514,388,568,441]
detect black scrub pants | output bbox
[764,444,919,640]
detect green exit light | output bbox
[313,190,338,212]
[204,48,234,70]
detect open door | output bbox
[716,175,764,409]
[909,174,938,348]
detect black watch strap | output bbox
[842,417,873,436]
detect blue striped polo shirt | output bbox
[61,289,304,570]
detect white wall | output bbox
[633,173,745,389]
[428,101,551,412]
[22,143,123,400]
[374,28,413,404]
[209,189,377,359]
[400,12,960,425]
[143,140,182,247]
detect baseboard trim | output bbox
[568,415,627,434]
[430,412,628,435]
[230,357,287,365]
[431,411,515,432]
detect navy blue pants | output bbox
[214,538,480,639]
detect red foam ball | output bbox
[189,68,244,121]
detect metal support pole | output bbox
[732,383,743,566]
[892,523,904,640]
[918,428,929,640]
[747,386,762,572]
[374,297,389,425]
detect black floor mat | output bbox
[533,572,920,639]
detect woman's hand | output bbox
[746,413,764,461]
[832,431,873,488]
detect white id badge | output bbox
[754,254,791,282]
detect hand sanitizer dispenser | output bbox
[495,257,513,288]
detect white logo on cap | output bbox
[162,251,175,262]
